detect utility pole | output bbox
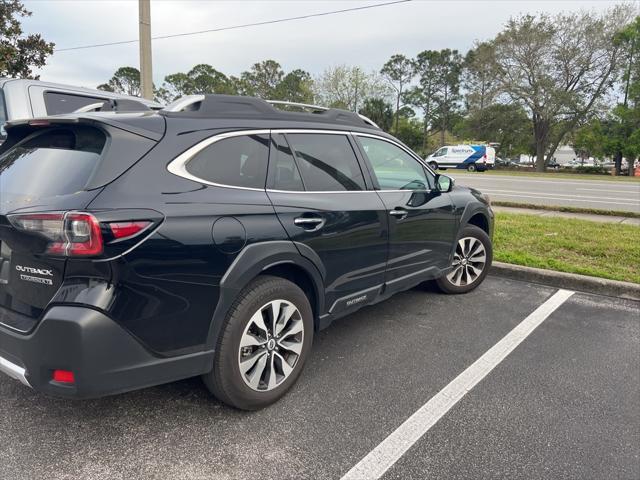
[139,0,153,100]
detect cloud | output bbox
[22,0,618,89]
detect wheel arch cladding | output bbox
[205,241,325,350]
[467,212,489,234]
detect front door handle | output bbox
[294,216,325,231]
[389,208,409,220]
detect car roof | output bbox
[0,77,162,109]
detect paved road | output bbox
[1,276,638,480]
[448,173,640,213]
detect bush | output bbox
[574,166,609,174]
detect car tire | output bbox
[202,275,314,410]
[435,225,492,294]
[429,161,438,171]
[467,164,477,172]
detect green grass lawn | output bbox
[452,170,640,182]
[494,212,640,284]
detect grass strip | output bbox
[492,201,640,219]
[452,170,640,182]
[494,212,640,284]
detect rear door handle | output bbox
[389,208,409,220]
[294,216,325,231]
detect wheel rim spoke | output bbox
[238,299,304,392]
[447,236,487,287]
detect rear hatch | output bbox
[0,116,162,332]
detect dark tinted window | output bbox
[269,134,304,191]
[357,136,432,190]
[186,134,269,189]
[287,133,365,191]
[44,92,107,115]
[0,126,106,198]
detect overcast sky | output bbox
[23,0,628,90]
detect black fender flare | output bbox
[449,203,493,259]
[204,241,325,351]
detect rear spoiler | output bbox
[4,113,165,143]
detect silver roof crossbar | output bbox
[163,94,206,112]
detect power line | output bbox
[56,0,413,52]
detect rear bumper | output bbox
[0,306,214,399]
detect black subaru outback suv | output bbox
[0,95,493,409]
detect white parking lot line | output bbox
[341,289,575,480]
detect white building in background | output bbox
[552,145,578,165]
[519,145,581,165]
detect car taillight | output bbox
[109,221,151,240]
[9,212,104,257]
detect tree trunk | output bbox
[533,116,548,172]
[614,151,623,176]
[394,90,401,135]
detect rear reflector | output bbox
[109,221,151,240]
[52,370,75,384]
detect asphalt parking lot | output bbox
[1,276,638,480]
[449,173,640,213]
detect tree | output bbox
[431,49,463,146]
[314,65,389,111]
[612,15,640,175]
[98,66,141,97]
[273,69,314,103]
[238,60,284,98]
[492,7,634,171]
[455,103,532,159]
[463,42,499,112]
[358,97,394,131]
[0,0,54,79]
[406,49,461,151]
[162,64,236,100]
[380,54,414,134]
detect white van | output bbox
[426,145,496,172]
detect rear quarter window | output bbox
[44,92,107,115]
[0,126,106,198]
[185,134,270,189]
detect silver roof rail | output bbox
[163,94,205,112]
[266,100,329,112]
[73,102,106,113]
[357,113,380,129]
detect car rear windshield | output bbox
[0,126,106,198]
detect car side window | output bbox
[269,134,304,191]
[185,134,270,189]
[357,136,433,191]
[286,133,365,191]
[433,147,448,157]
[44,92,108,115]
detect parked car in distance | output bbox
[426,144,495,172]
[495,157,512,167]
[0,78,162,140]
[0,95,493,410]
[546,160,561,170]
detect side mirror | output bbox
[435,174,454,193]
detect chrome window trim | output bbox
[0,353,31,387]
[167,129,271,192]
[166,128,435,193]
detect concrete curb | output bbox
[490,261,640,301]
